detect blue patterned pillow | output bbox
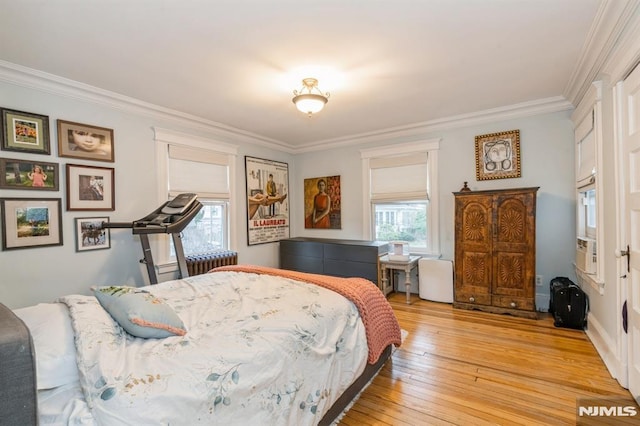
[93,286,186,339]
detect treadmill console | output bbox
[161,193,198,215]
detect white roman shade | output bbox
[168,145,230,199]
[370,152,429,202]
[575,110,595,187]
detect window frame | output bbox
[360,139,440,255]
[153,127,238,273]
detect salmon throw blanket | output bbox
[212,265,402,364]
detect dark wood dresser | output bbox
[279,237,388,285]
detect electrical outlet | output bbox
[536,275,543,287]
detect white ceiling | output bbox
[0,0,604,150]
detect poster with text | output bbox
[245,156,289,245]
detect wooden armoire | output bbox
[453,187,539,319]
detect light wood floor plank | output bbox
[338,294,637,425]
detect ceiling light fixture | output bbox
[292,78,330,116]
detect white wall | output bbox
[292,111,577,310]
[0,79,292,309]
[0,71,577,313]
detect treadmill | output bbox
[103,193,203,284]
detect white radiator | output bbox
[418,258,454,303]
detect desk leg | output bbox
[381,267,389,296]
[404,266,411,304]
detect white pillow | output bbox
[13,303,79,390]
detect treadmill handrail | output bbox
[101,200,203,235]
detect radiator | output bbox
[185,250,238,276]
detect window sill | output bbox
[574,263,604,295]
[157,261,178,275]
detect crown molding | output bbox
[602,2,640,81]
[0,60,295,153]
[0,60,573,157]
[564,0,640,107]
[294,96,573,154]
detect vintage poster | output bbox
[245,156,289,245]
[304,175,341,229]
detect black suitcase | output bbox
[548,277,574,314]
[552,282,588,329]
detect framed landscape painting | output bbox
[0,198,63,250]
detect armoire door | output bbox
[491,191,537,311]
[454,194,493,306]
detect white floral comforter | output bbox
[58,270,368,426]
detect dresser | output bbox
[453,187,539,319]
[279,237,388,285]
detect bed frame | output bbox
[0,302,391,425]
[0,303,38,425]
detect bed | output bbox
[0,265,401,425]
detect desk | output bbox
[379,255,421,304]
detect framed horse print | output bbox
[75,217,110,252]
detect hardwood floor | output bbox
[339,293,637,425]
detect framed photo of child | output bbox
[57,120,114,162]
[0,108,51,155]
[0,158,60,191]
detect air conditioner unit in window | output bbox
[576,237,596,274]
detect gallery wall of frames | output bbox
[0,107,114,252]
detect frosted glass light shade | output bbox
[293,93,327,114]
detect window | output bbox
[373,202,427,248]
[572,81,604,289]
[579,187,597,240]
[361,139,440,255]
[154,128,238,268]
[170,201,227,257]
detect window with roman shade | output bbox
[361,139,440,255]
[154,128,238,270]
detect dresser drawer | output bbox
[491,295,535,311]
[280,255,323,274]
[323,259,378,283]
[280,240,323,258]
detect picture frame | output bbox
[304,175,342,229]
[0,108,50,155]
[475,129,521,181]
[245,156,289,245]
[57,119,114,162]
[0,158,59,191]
[66,164,115,211]
[75,216,110,252]
[0,198,63,250]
